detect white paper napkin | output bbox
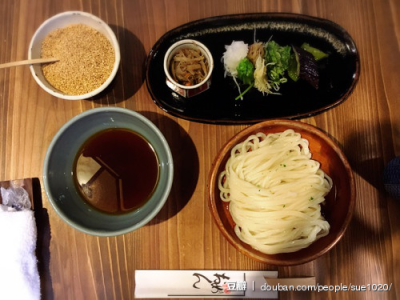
[135,270,278,298]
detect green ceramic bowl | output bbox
[43,107,173,236]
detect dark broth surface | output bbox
[73,128,159,214]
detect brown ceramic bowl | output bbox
[208,120,355,265]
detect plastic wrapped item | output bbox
[384,156,400,200]
[0,185,31,211]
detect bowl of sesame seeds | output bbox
[29,11,120,100]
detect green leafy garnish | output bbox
[288,48,300,82]
[224,39,327,100]
[265,41,291,88]
[236,57,254,85]
[301,43,328,61]
[235,82,254,100]
[234,58,255,100]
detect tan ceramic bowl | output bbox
[208,120,356,265]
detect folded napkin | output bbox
[0,185,40,300]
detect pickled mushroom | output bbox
[247,42,265,66]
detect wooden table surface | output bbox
[0,0,399,299]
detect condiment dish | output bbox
[164,39,214,98]
[29,11,120,100]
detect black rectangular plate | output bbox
[145,13,360,124]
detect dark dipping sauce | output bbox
[73,128,159,214]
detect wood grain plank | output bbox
[0,0,399,299]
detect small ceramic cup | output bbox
[29,11,121,100]
[164,39,214,98]
[43,107,174,236]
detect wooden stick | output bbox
[0,58,59,69]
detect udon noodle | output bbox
[170,48,209,86]
[218,129,332,254]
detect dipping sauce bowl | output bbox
[43,107,173,236]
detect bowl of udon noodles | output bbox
[208,120,355,265]
[163,39,213,98]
